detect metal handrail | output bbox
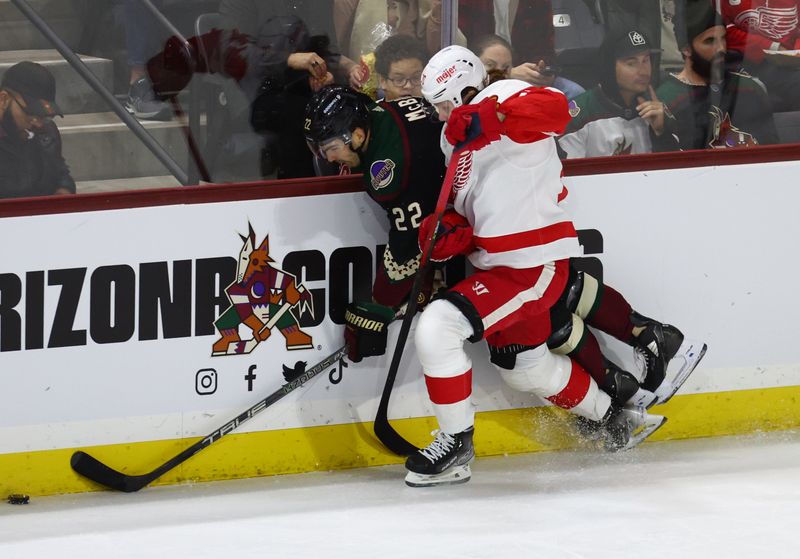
[10,0,190,185]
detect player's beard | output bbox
[691,50,725,83]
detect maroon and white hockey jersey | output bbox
[441,79,583,271]
[722,0,800,62]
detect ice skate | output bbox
[631,311,685,392]
[572,414,606,443]
[405,427,475,487]
[603,405,667,452]
[629,387,658,409]
[651,338,708,406]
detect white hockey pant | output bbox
[414,299,477,434]
[495,345,610,422]
[415,300,611,431]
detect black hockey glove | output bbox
[344,301,395,362]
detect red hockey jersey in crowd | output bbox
[721,0,800,62]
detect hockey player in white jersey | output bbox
[404,45,674,488]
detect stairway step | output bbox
[76,175,183,194]
[0,0,86,51]
[0,49,114,114]
[57,111,206,182]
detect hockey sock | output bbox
[546,357,610,421]
[585,284,635,344]
[568,329,607,384]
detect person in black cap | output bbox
[655,1,778,150]
[0,61,76,199]
[558,29,679,158]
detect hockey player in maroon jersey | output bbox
[404,45,706,487]
[304,86,450,363]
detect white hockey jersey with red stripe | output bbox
[722,0,800,62]
[442,79,583,270]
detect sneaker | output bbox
[405,427,475,487]
[603,405,666,452]
[631,311,684,393]
[125,78,172,121]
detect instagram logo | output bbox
[195,369,218,395]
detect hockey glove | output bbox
[418,210,475,262]
[344,301,395,362]
[445,97,503,150]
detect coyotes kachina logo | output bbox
[211,225,315,356]
[707,107,758,149]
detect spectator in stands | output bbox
[334,1,434,100]
[603,1,661,75]
[220,0,367,178]
[720,0,800,111]
[473,34,585,100]
[0,62,76,199]
[374,34,428,101]
[558,29,679,158]
[436,0,553,64]
[121,0,173,121]
[428,1,584,96]
[656,2,778,149]
[335,0,427,60]
[657,0,687,76]
[148,0,365,180]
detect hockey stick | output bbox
[373,145,469,456]
[71,345,347,492]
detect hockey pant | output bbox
[548,263,636,383]
[415,262,612,434]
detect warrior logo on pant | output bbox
[212,224,315,356]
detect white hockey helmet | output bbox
[421,45,488,107]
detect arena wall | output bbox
[2,158,799,496]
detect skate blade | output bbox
[654,340,708,405]
[629,387,658,409]
[623,414,667,451]
[405,464,472,487]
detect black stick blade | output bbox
[373,419,419,456]
[71,451,152,493]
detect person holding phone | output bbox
[474,34,586,100]
[558,29,679,159]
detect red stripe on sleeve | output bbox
[425,369,473,405]
[546,359,591,410]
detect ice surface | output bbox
[2,431,800,559]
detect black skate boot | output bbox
[573,361,652,443]
[600,358,659,409]
[602,405,667,452]
[405,427,475,487]
[630,311,685,393]
[599,359,643,406]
